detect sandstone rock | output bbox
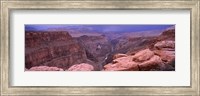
[25,31,72,48]
[113,53,128,59]
[138,55,163,71]
[118,61,139,71]
[154,50,175,63]
[104,63,114,69]
[154,41,175,49]
[104,62,139,71]
[113,56,133,64]
[104,56,139,71]
[132,49,154,62]
[28,66,64,71]
[25,32,88,70]
[103,26,175,71]
[67,63,94,71]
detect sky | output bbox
[25,24,174,33]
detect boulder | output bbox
[154,41,175,49]
[104,63,114,69]
[132,49,154,62]
[28,66,64,71]
[104,62,139,71]
[138,55,163,71]
[154,50,175,63]
[113,56,133,64]
[67,63,94,71]
[104,56,139,71]
[113,53,128,59]
[118,61,139,71]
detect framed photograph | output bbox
[1,0,199,95]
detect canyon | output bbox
[25,26,175,71]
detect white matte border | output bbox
[10,10,190,86]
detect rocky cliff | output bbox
[25,31,88,70]
[104,26,175,71]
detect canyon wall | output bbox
[77,35,112,69]
[25,31,88,70]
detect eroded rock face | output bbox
[104,26,175,71]
[104,42,175,71]
[113,56,133,63]
[104,56,139,71]
[25,31,73,48]
[104,62,139,71]
[132,49,154,62]
[67,63,94,71]
[28,66,64,71]
[153,40,175,71]
[154,50,175,63]
[25,31,87,70]
[104,48,169,71]
[138,55,162,71]
[113,53,128,60]
[104,45,175,71]
[154,41,175,50]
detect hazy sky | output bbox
[25,24,174,33]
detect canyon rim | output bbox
[25,24,175,71]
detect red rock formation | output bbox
[104,56,139,71]
[113,53,128,60]
[104,62,139,71]
[154,41,175,50]
[67,63,94,71]
[132,49,154,62]
[138,55,163,71]
[104,26,175,71]
[154,50,175,63]
[153,40,175,70]
[28,66,64,71]
[25,31,88,70]
[104,48,171,71]
[25,31,72,48]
